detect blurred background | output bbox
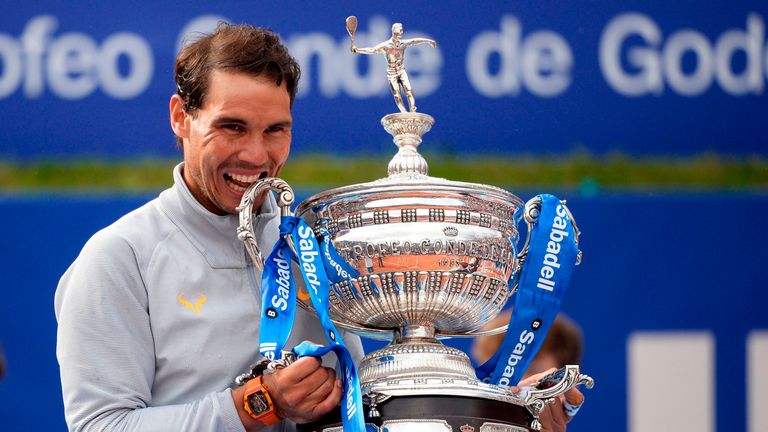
[1,1,766,431]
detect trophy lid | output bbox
[293,113,523,337]
[296,111,522,219]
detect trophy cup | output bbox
[237,16,593,432]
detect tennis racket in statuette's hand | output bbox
[346,16,358,52]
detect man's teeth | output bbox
[226,179,246,192]
[229,173,261,183]
[225,173,263,193]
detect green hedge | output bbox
[1,152,766,193]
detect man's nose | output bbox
[238,135,269,165]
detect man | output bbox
[350,22,436,113]
[56,23,581,432]
[55,24,359,432]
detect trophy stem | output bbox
[381,112,434,178]
[396,323,436,341]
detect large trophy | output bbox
[238,16,593,432]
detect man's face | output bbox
[392,24,403,40]
[171,70,292,215]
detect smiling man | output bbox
[55,22,582,432]
[55,24,362,432]
[171,68,292,215]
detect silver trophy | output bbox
[238,17,593,432]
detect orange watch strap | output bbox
[243,376,283,426]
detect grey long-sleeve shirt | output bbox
[55,164,363,432]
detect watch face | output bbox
[247,391,270,415]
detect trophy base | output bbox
[297,395,532,432]
[358,338,524,405]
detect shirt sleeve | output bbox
[54,230,246,432]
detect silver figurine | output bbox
[347,16,437,113]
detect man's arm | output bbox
[402,38,437,48]
[351,41,389,55]
[55,232,246,432]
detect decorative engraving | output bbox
[449,273,465,293]
[382,273,397,294]
[429,208,445,221]
[349,213,363,228]
[480,213,492,228]
[374,210,390,224]
[427,271,442,293]
[456,210,471,224]
[327,220,339,235]
[460,424,476,432]
[405,271,418,292]
[469,275,486,296]
[358,278,374,296]
[498,219,508,233]
[443,226,458,237]
[485,278,501,300]
[338,280,355,301]
[401,208,417,222]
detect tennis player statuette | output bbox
[237,16,593,432]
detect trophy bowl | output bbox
[295,177,523,339]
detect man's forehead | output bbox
[195,70,291,119]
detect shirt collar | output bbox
[159,163,279,269]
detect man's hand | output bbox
[262,357,342,424]
[513,368,585,432]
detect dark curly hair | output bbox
[173,23,301,144]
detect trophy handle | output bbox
[521,365,594,431]
[514,197,582,290]
[237,177,295,271]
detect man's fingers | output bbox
[564,387,584,405]
[278,356,323,383]
[563,387,585,420]
[549,396,569,430]
[310,379,344,420]
[517,367,558,388]
[301,368,337,404]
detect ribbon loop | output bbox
[278,215,299,236]
[477,194,581,387]
[258,215,366,432]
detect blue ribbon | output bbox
[476,194,580,387]
[318,228,360,283]
[260,216,366,432]
[258,217,298,361]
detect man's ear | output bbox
[169,94,190,139]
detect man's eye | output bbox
[224,124,243,132]
[266,125,284,133]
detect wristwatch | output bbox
[243,376,282,425]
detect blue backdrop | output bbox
[0,191,765,431]
[1,1,767,431]
[1,0,767,158]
